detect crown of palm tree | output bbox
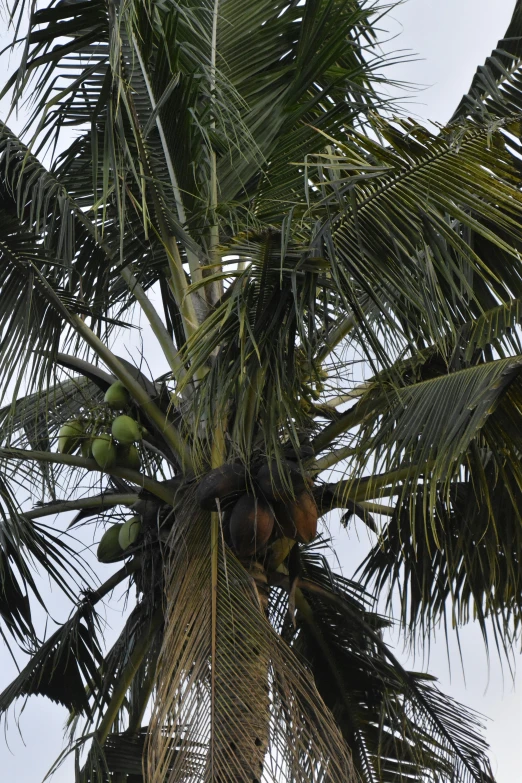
[0,1,521,781]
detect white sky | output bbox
[0,1,521,781]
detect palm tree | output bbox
[0,0,521,780]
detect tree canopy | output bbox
[0,1,521,781]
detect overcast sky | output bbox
[0,1,521,781]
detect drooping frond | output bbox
[360,472,522,654]
[0,601,103,716]
[314,352,522,645]
[277,547,495,783]
[147,493,357,783]
[0,475,89,647]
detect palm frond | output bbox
[0,474,91,646]
[452,296,522,364]
[311,117,522,364]
[451,0,522,124]
[277,548,495,783]
[360,468,522,655]
[353,356,522,486]
[0,601,103,716]
[0,0,398,305]
[147,491,357,783]
[313,351,522,648]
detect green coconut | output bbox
[111,415,142,445]
[97,524,124,563]
[116,443,141,471]
[118,516,142,550]
[104,381,130,410]
[92,434,117,469]
[57,420,84,454]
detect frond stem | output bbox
[316,313,357,361]
[89,558,142,605]
[95,607,163,746]
[124,108,202,338]
[314,464,423,510]
[0,448,179,506]
[310,445,357,474]
[208,0,222,306]
[325,382,373,409]
[15,493,138,523]
[311,403,366,453]
[119,267,186,381]
[210,415,226,777]
[130,31,201,285]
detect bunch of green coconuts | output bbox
[57,381,146,563]
[96,515,142,564]
[57,381,145,471]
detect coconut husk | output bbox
[273,490,318,544]
[196,463,247,510]
[256,459,308,502]
[229,494,275,557]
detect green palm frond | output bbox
[451,0,522,123]
[316,356,522,632]
[351,357,522,485]
[0,378,99,442]
[0,200,76,403]
[0,121,175,328]
[360,470,522,653]
[452,296,522,364]
[212,0,392,221]
[0,0,396,317]
[309,117,522,364]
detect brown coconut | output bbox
[273,491,318,544]
[196,463,247,511]
[229,494,275,557]
[256,459,307,502]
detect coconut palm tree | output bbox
[1,0,522,780]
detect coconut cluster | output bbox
[97,515,143,563]
[56,381,144,471]
[196,459,318,558]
